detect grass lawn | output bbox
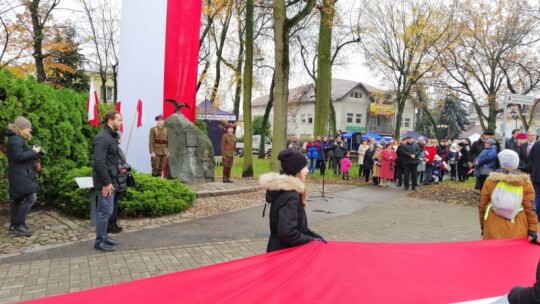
[214,157,367,186]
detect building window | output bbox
[106,86,113,102]
[300,113,307,124]
[307,113,313,124]
[402,117,411,128]
[287,115,296,124]
[350,92,362,99]
[347,113,353,123]
[355,113,362,124]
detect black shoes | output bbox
[9,224,32,236]
[105,237,122,246]
[95,242,115,252]
[226,178,233,183]
[107,222,123,234]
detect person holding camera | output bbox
[6,116,41,236]
[92,111,123,252]
[107,133,131,234]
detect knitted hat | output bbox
[516,133,527,140]
[278,148,308,175]
[14,116,31,130]
[498,149,519,169]
[486,138,497,145]
[483,130,495,136]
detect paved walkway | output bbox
[0,185,481,303]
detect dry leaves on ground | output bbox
[409,181,480,206]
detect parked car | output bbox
[235,135,272,156]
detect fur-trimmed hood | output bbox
[259,172,305,193]
[6,123,25,138]
[487,170,531,186]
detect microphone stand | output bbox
[310,141,334,201]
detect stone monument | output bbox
[164,113,215,184]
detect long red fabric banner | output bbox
[23,239,540,303]
[162,1,202,122]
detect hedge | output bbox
[56,167,196,218]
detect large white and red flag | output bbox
[22,239,540,303]
[87,79,99,127]
[116,1,202,173]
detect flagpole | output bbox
[124,106,139,158]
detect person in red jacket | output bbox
[423,139,437,185]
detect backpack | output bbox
[489,181,523,220]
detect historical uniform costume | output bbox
[149,115,169,177]
[221,124,236,183]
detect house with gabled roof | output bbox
[250,78,416,139]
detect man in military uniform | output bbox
[149,114,169,177]
[220,124,236,183]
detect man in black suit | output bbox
[524,131,540,219]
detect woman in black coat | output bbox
[260,148,326,252]
[362,144,376,183]
[457,142,470,182]
[6,116,41,236]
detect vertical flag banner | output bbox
[117,0,203,173]
[163,1,202,121]
[87,79,99,127]
[116,101,123,132]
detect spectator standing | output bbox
[340,152,352,180]
[372,144,383,185]
[401,136,420,191]
[505,128,522,152]
[447,143,459,181]
[423,139,437,185]
[473,138,498,190]
[380,143,397,187]
[479,149,537,240]
[394,138,407,187]
[362,144,375,183]
[523,133,540,220]
[288,136,301,150]
[305,137,319,175]
[457,142,470,182]
[316,136,330,175]
[92,111,123,252]
[6,116,41,236]
[519,130,536,167]
[330,136,347,175]
[357,140,369,177]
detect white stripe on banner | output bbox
[117,0,167,173]
[454,295,508,304]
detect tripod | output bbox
[310,141,334,201]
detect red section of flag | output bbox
[115,101,123,132]
[21,239,540,303]
[136,99,143,128]
[87,80,100,127]
[163,1,202,122]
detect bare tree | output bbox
[360,0,456,137]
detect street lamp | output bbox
[510,108,518,129]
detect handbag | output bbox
[478,166,493,177]
[126,172,136,187]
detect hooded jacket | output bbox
[259,172,322,252]
[6,125,39,200]
[479,170,537,240]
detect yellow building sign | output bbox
[370,103,395,117]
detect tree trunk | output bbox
[29,0,46,83]
[314,0,335,137]
[112,63,118,103]
[210,3,233,105]
[394,98,406,138]
[242,0,254,177]
[329,100,336,135]
[271,0,288,172]
[259,73,275,159]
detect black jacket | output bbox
[457,148,469,167]
[363,148,376,170]
[395,144,405,166]
[524,141,540,183]
[401,142,420,166]
[329,141,347,158]
[259,173,322,252]
[507,259,540,304]
[470,138,484,161]
[92,125,121,190]
[6,128,39,200]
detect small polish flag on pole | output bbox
[116,101,123,132]
[87,79,100,127]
